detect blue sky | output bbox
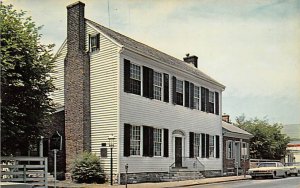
[4,0,300,124]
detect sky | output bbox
[3,0,300,125]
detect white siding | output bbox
[87,24,121,173]
[119,51,223,173]
[51,41,66,106]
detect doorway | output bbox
[175,137,182,167]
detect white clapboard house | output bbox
[52,1,225,183]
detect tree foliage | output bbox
[0,3,55,155]
[71,152,105,184]
[236,115,290,160]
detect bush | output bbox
[71,152,105,183]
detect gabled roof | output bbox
[86,19,225,90]
[222,121,253,137]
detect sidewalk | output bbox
[49,175,251,188]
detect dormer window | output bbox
[89,34,100,52]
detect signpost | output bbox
[50,131,62,188]
[241,147,248,178]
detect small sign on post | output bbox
[50,131,62,188]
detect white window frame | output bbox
[226,140,234,159]
[176,79,183,94]
[209,135,215,158]
[130,63,141,81]
[194,133,201,157]
[153,71,162,101]
[130,125,141,156]
[194,86,200,110]
[153,128,162,156]
[90,35,98,52]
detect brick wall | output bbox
[65,1,91,173]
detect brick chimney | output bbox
[64,1,91,173]
[183,54,198,68]
[222,115,230,123]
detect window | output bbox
[194,86,200,110]
[227,140,234,159]
[208,91,214,113]
[153,71,162,100]
[194,133,201,157]
[130,63,141,95]
[154,128,162,156]
[130,126,141,155]
[90,34,99,52]
[209,135,215,157]
[176,79,183,105]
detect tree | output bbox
[235,115,290,160]
[0,3,55,155]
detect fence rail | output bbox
[1,156,48,188]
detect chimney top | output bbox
[222,114,230,123]
[67,1,85,9]
[183,54,198,68]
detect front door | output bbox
[175,137,182,167]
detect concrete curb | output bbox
[163,177,249,188]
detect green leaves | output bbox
[236,115,290,160]
[1,3,55,155]
[71,152,105,183]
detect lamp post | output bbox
[125,164,128,188]
[108,135,115,186]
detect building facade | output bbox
[51,1,226,182]
[222,115,253,175]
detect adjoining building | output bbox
[49,1,226,183]
[222,115,253,175]
[282,124,300,163]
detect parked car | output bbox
[248,162,289,179]
[285,162,300,176]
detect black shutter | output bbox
[190,83,194,109]
[96,33,100,49]
[215,92,219,115]
[88,34,91,52]
[201,87,205,111]
[184,81,190,107]
[124,59,131,93]
[143,126,150,156]
[216,135,220,158]
[189,132,194,158]
[149,127,154,157]
[163,73,169,103]
[205,88,210,113]
[124,124,131,157]
[163,129,169,157]
[143,66,149,98]
[148,68,154,99]
[206,134,209,158]
[172,76,177,104]
[201,133,205,158]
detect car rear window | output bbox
[258,163,276,167]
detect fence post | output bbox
[23,164,26,183]
[45,157,48,188]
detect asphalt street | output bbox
[186,177,300,188]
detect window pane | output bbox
[154,128,162,156]
[194,133,200,157]
[194,86,200,110]
[153,71,162,100]
[209,135,214,157]
[130,126,141,155]
[129,63,141,95]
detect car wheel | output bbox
[283,172,287,178]
[251,176,256,179]
[272,171,276,179]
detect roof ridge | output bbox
[86,19,225,89]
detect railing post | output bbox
[45,157,48,188]
[23,164,26,183]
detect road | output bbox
[186,177,300,188]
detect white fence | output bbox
[1,156,48,188]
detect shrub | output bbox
[71,152,105,183]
